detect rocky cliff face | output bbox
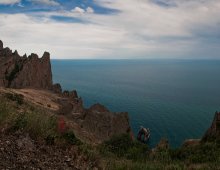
[58,91,133,143]
[0,40,52,89]
[203,111,220,141]
[0,40,133,144]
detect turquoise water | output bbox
[51,59,220,148]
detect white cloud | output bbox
[0,0,220,59]
[29,0,59,6]
[71,7,94,14]
[86,7,94,14]
[0,0,20,5]
[71,7,85,14]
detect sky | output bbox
[0,0,220,59]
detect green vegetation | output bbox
[100,134,149,161]
[62,130,82,145]
[100,134,220,170]
[1,91,220,169]
[5,92,24,105]
[0,92,81,146]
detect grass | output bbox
[100,134,149,161]
[0,92,81,146]
[99,133,220,170]
[1,91,220,169]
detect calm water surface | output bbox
[51,59,220,147]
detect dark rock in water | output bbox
[203,111,220,141]
[0,40,53,89]
[52,83,62,94]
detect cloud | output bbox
[0,0,20,5]
[0,0,220,59]
[71,7,94,14]
[86,7,94,13]
[71,7,85,14]
[29,0,59,6]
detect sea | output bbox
[51,59,220,148]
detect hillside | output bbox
[0,40,220,169]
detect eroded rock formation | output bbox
[0,40,52,89]
[0,40,133,144]
[58,94,132,143]
[203,111,220,141]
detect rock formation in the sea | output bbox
[203,111,220,141]
[0,40,52,89]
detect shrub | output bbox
[11,113,27,131]
[100,134,149,160]
[62,131,82,145]
[5,93,24,105]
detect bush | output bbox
[5,93,24,105]
[100,134,149,160]
[62,131,82,145]
[11,113,27,131]
[169,142,220,164]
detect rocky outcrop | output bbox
[51,83,62,94]
[82,104,132,142]
[0,40,133,144]
[0,40,52,89]
[203,111,220,141]
[58,94,132,143]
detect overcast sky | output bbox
[0,0,220,59]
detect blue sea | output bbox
[51,59,220,148]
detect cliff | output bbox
[203,111,220,141]
[0,40,132,144]
[0,40,52,89]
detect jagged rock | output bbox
[0,40,134,144]
[203,111,220,141]
[13,50,19,56]
[0,40,3,50]
[23,54,27,58]
[89,103,109,113]
[62,90,78,99]
[69,90,78,99]
[0,41,53,89]
[52,83,62,94]
[3,47,12,56]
